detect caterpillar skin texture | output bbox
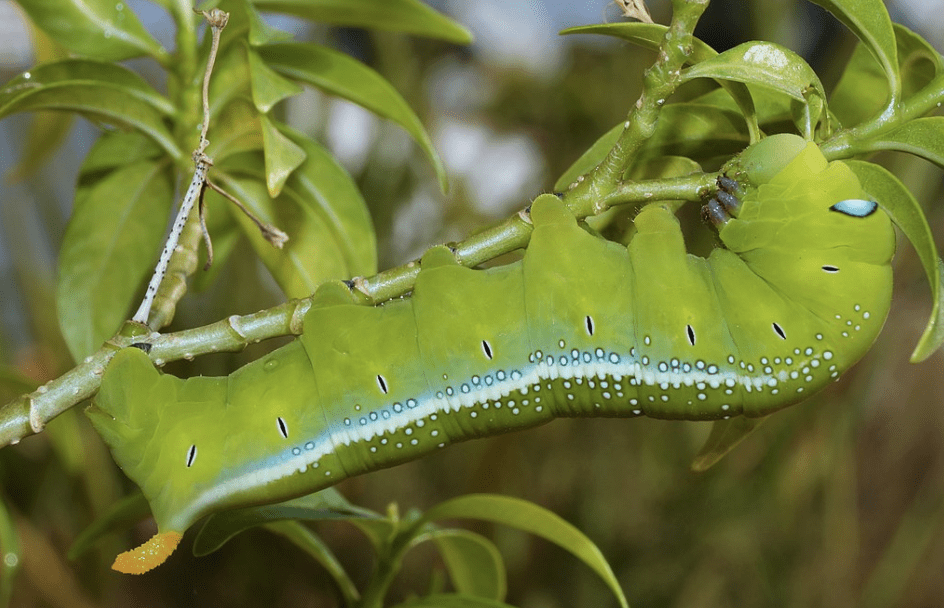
[89,135,895,573]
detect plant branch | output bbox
[0,0,716,447]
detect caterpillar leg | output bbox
[702,175,742,226]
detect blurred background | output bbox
[1,0,944,606]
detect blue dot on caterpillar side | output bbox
[830,199,878,217]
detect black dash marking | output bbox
[686,324,696,346]
[822,265,840,273]
[277,417,289,438]
[186,445,197,467]
[772,323,787,340]
[585,315,595,336]
[376,375,389,394]
[130,342,153,353]
[482,340,493,360]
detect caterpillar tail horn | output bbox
[112,531,183,574]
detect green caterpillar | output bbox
[89,134,896,573]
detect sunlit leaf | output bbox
[17,0,167,61]
[0,79,181,160]
[258,42,447,191]
[246,46,302,112]
[681,41,826,103]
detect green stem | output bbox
[820,72,944,159]
[562,0,711,218]
[0,0,717,447]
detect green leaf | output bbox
[681,41,826,104]
[16,0,167,61]
[691,415,768,472]
[560,22,717,63]
[264,521,361,604]
[193,488,378,557]
[560,23,759,142]
[867,117,944,169]
[830,24,941,128]
[206,100,265,163]
[68,492,151,559]
[0,77,182,160]
[0,60,175,114]
[392,594,517,608]
[209,138,378,297]
[420,494,629,608]
[642,103,750,161]
[0,498,20,608]
[280,124,378,276]
[80,131,164,174]
[252,0,472,44]
[246,46,302,113]
[847,160,943,361]
[807,0,899,102]
[258,42,447,192]
[556,103,749,192]
[57,160,174,361]
[260,114,306,197]
[413,529,506,601]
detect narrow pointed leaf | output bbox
[193,489,377,556]
[807,0,899,101]
[258,42,447,192]
[415,529,506,601]
[247,46,302,112]
[57,160,174,361]
[421,494,629,608]
[280,124,377,276]
[17,0,167,61]
[260,114,306,197]
[847,160,943,361]
[0,83,181,160]
[252,0,472,44]
[213,146,376,298]
[0,60,175,114]
[691,416,767,471]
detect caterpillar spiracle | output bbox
[89,134,896,573]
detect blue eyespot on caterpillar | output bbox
[88,133,896,573]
